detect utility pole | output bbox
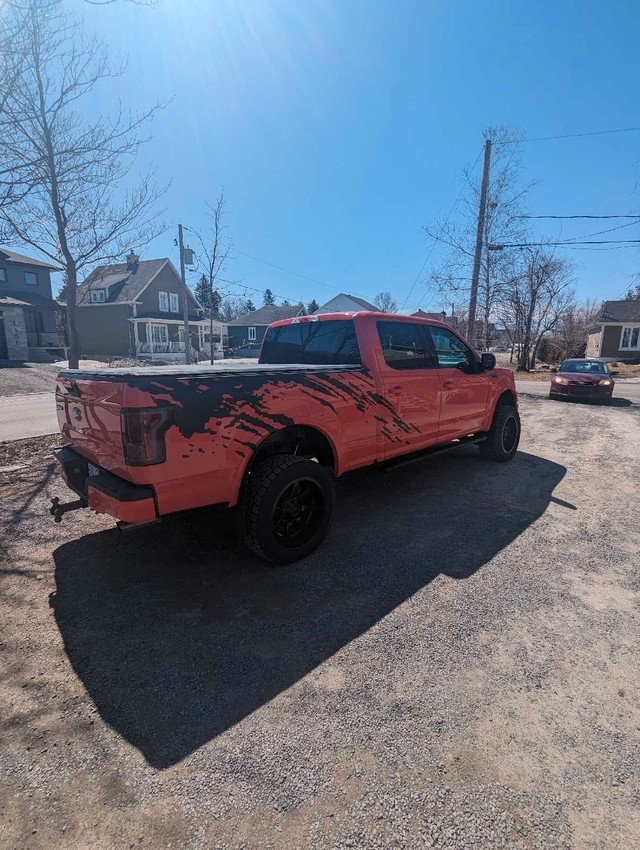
[468,138,492,349]
[178,223,191,365]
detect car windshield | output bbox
[560,361,607,374]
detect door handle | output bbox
[443,379,456,389]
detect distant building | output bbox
[227,304,304,352]
[0,248,62,361]
[411,309,458,328]
[314,294,377,314]
[586,300,640,360]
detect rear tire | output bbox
[245,454,335,564]
[479,404,520,462]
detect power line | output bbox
[490,239,640,249]
[517,214,640,220]
[516,126,640,143]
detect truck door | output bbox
[374,320,440,459]
[424,325,491,441]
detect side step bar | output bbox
[378,434,486,473]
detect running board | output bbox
[378,434,486,473]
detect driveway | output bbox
[0,392,58,440]
[1,392,639,848]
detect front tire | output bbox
[479,404,520,462]
[245,454,336,564]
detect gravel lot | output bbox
[1,392,639,849]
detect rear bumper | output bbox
[54,446,157,523]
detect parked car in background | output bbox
[549,358,614,403]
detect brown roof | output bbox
[0,248,58,270]
[228,304,304,326]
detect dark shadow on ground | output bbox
[52,449,565,768]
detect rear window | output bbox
[259,319,361,365]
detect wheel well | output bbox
[496,389,516,409]
[248,425,336,474]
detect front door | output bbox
[375,320,441,459]
[425,325,491,441]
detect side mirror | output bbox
[480,352,496,371]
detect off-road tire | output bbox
[245,454,336,564]
[479,404,520,462]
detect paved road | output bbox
[0,379,637,442]
[0,392,59,441]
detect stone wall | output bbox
[0,305,29,360]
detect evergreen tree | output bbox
[307,298,320,314]
[194,274,210,311]
[263,288,276,306]
[243,299,256,313]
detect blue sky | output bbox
[57,0,640,309]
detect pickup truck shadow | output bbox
[52,449,565,768]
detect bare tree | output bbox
[496,248,575,371]
[0,0,165,367]
[374,291,398,313]
[425,127,530,348]
[545,299,600,361]
[194,194,233,363]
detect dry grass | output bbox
[609,361,640,379]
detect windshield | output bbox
[560,361,607,374]
[259,320,361,365]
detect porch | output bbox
[132,317,224,362]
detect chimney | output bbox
[126,249,139,271]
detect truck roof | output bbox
[268,310,452,328]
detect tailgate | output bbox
[55,374,128,477]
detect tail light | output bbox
[121,406,175,466]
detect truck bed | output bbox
[58,363,364,380]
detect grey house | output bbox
[228,304,304,352]
[586,300,640,361]
[75,253,219,361]
[314,294,377,314]
[0,248,61,361]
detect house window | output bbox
[169,293,179,313]
[25,271,38,286]
[0,268,6,282]
[248,327,257,341]
[620,326,640,350]
[158,291,169,311]
[90,289,105,303]
[150,324,168,344]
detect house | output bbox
[74,253,222,361]
[227,304,304,352]
[0,248,62,361]
[586,300,640,361]
[314,294,377,314]
[411,309,459,328]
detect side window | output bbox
[158,291,168,311]
[25,271,38,286]
[376,321,433,370]
[0,268,6,282]
[248,326,257,341]
[169,293,179,313]
[427,326,475,370]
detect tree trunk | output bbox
[65,261,80,369]
[210,310,214,365]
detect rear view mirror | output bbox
[480,352,496,371]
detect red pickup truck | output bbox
[53,312,519,563]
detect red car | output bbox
[549,358,614,404]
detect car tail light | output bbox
[121,406,175,466]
